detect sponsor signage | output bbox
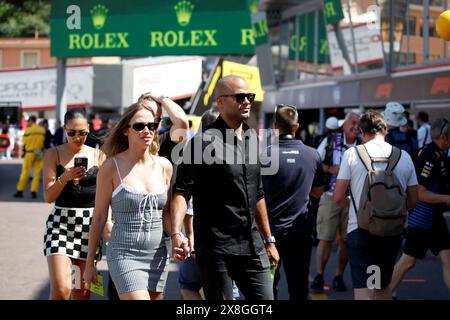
[361,70,450,105]
[0,66,93,110]
[51,0,256,57]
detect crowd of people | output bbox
[4,75,449,301]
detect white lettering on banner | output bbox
[0,66,93,108]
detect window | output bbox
[403,16,416,36]
[21,50,39,68]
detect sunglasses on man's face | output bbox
[219,93,256,104]
[128,122,159,132]
[66,130,89,137]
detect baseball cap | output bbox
[382,101,407,127]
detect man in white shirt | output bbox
[333,110,418,300]
[417,111,432,149]
[311,112,360,293]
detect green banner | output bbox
[323,0,344,25]
[51,0,256,57]
[289,11,329,63]
[252,12,269,46]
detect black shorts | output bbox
[404,213,450,259]
[347,229,401,289]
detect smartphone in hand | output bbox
[74,157,88,169]
[73,157,88,185]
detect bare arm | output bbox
[417,184,450,206]
[83,159,113,286]
[161,157,173,235]
[171,192,189,261]
[406,185,419,210]
[184,214,194,253]
[147,92,188,143]
[42,148,84,203]
[255,198,280,267]
[333,179,350,208]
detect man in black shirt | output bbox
[262,105,324,300]
[171,75,279,300]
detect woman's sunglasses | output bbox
[219,93,256,103]
[128,122,159,132]
[66,130,89,137]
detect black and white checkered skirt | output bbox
[43,206,101,261]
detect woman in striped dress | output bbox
[84,100,173,300]
[42,109,105,299]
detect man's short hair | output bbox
[274,104,298,133]
[417,111,429,123]
[28,115,37,123]
[359,110,387,135]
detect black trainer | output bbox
[13,191,23,198]
[31,192,37,199]
[332,275,347,292]
[311,274,324,292]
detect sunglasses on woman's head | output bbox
[219,93,256,103]
[128,122,159,132]
[66,130,89,137]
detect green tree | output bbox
[0,0,51,37]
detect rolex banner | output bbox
[51,0,255,57]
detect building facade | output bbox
[255,0,450,133]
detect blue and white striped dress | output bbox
[107,157,170,294]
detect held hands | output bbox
[171,233,190,261]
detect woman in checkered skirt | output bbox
[42,109,105,300]
[83,99,175,300]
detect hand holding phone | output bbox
[74,157,88,169]
[73,157,88,185]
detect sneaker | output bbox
[13,191,23,198]
[311,274,324,292]
[332,275,347,292]
[31,192,37,199]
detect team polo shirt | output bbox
[408,142,450,229]
[262,136,324,237]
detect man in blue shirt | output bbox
[262,104,324,300]
[390,118,450,295]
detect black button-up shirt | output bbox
[174,115,265,256]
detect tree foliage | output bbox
[0,0,51,37]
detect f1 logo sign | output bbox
[430,77,450,95]
[375,83,392,99]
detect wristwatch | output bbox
[263,236,276,245]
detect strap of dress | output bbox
[55,147,61,165]
[112,157,123,183]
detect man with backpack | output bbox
[333,110,418,300]
[389,118,450,295]
[311,112,360,293]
